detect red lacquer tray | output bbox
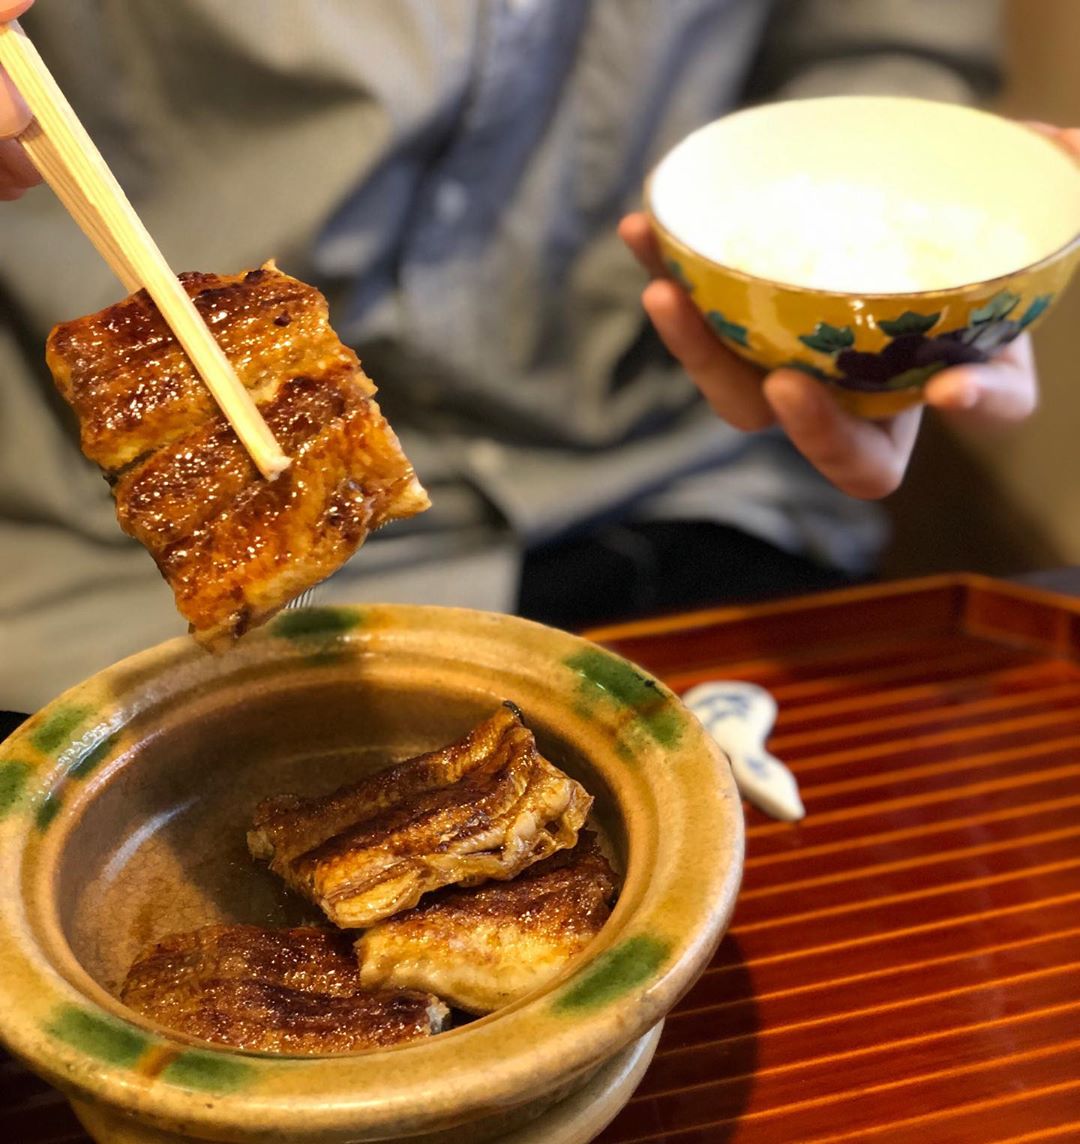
[589,574,1080,1144]
[4,574,1080,1143]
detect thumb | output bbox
[0,72,31,139]
[1,4,36,138]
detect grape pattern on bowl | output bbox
[789,290,1053,393]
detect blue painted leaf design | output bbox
[706,311,750,347]
[665,259,695,294]
[798,323,855,355]
[1018,294,1053,329]
[971,291,1020,326]
[878,311,941,337]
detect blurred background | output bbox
[1,0,1078,721]
[884,0,1080,578]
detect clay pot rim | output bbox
[0,604,743,1139]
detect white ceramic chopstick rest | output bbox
[682,681,805,822]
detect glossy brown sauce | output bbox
[120,924,445,1054]
[46,265,428,644]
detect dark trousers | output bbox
[518,520,856,631]
[0,525,855,733]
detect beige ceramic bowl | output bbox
[0,605,743,1144]
[648,97,1080,418]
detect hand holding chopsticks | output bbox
[0,17,290,480]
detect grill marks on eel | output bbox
[46,266,429,645]
[120,924,447,1054]
[120,710,606,1052]
[248,704,594,929]
[47,269,345,469]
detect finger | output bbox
[618,212,668,279]
[924,335,1038,427]
[764,369,921,499]
[1053,126,1080,157]
[0,2,34,21]
[1,4,35,138]
[643,278,775,432]
[1022,121,1080,158]
[0,70,31,138]
[0,137,38,197]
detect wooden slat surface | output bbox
[3,574,1079,1143]
[590,575,1080,1144]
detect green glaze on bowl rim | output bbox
[0,605,743,1140]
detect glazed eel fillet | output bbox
[46,265,429,646]
[120,925,448,1054]
[248,704,593,929]
[356,831,617,1014]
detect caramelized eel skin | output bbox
[46,267,428,644]
[120,924,447,1053]
[249,704,594,929]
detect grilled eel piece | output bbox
[120,925,448,1054]
[46,265,428,646]
[248,704,593,929]
[356,832,617,1014]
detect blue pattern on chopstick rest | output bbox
[682,681,804,822]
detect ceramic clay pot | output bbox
[0,605,744,1143]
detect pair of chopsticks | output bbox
[0,19,290,480]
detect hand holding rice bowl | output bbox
[647,96,1080,418]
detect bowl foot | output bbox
[491,1021,661,1144]
[70,1103,194,1144]
[70,1022,662,1144]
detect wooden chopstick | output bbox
[0,19,290,480]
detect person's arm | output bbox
[621,0,1063,501]
[0,0,41,199]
